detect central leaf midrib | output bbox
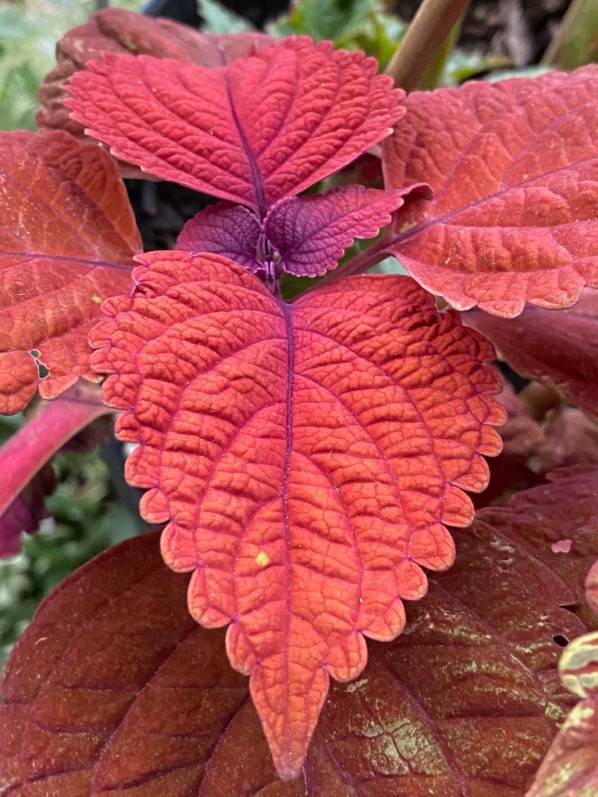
[281,300,296,756]
[224,75,267,218]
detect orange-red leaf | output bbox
[38,8,273,140]
[0,506,584,794]
[66,39,404,213]
[0,130,140,414]
[89,251,504,778]
[383,66,598,317]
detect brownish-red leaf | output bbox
[0,130,140,414]
[0,507,584,794]
[89,250,506,777]
[37,8,272,139]
[527,550,598,795]
[383,66,598,317]
[480,467,598,631]
[466,289,598,417]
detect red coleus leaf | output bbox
[466,288,598,418]
[383,66,598,317]
[89,250,504,778]
[38,8,272,140]
[0,130,141,414]
[178,186,412,277]
[66,39,404,214]
[0,493,585,793]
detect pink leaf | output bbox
[480,466,598,630]
[383,66,598,316]
[66,38,405,213]
[264,186,409,277]
[177,202,262,272]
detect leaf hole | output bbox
[553,634,569,647]
[29,349,50,379]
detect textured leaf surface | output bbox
[0,505,584,794]
[466,289,598,417]
[383,66,598,316]
[0,130,140,414]
[66,39,404,213]
[177,202,262,271]
[38,8,272,138]
[263,187,409,276]
[89,250,504,777]
[178,187,408,277]
[480,467,598,631]
[527,550,598,796]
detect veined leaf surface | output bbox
[383,66,598,317]
[90,251,504,777]
[38,7,273,139]
[0,130,140,414]
[66,39,404,214]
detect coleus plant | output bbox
[1,5,598,793]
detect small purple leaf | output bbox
[176,203,262,272]
[264,186,409,277]
[0,466,55,558]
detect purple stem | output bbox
[310,236,393,293]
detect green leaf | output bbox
[197,0,254,33]
[267,0,406,67]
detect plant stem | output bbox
[385,0,472,91]
[0,384,113,520]
[315,237,392,291]
[542,0,598,69]
[418,17,463,90]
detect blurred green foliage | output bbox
[0,438,140,666]
[268,0,406,68]
[197,0,253,33]
[0,0,143,131]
